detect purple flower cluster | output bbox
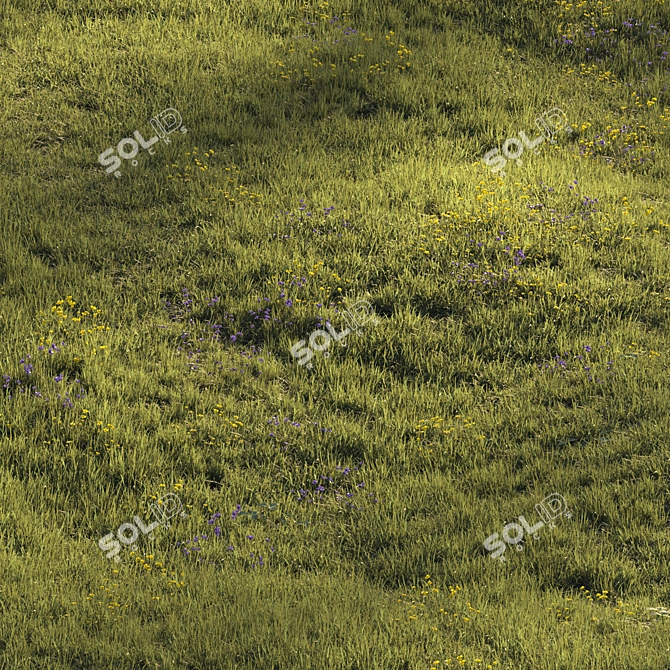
[162,288,196,322]
[230,501,310,527]
[267,416,333,450]
[175,509,276,570]
[576,125,655,170]
[294,17,360,46]
[451,260,520,289]
[273,201,352,240]
[37,341,64,355]
[2,353,85,407]
[162,288,270,377]
[208,512,222,538]
[176,534,208,556]
[554,18,669,71]
[291,462,378,508]
[538,344,615,383]
[19,355,33,375]
[230,344,264,374]
[448,230,528,292]
[527,179,600,227]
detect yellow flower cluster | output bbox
[149,480,188,500]
[35,296,110,363]
[396,577,495,668]
[414,416,443,437]
[84,575,128,618]
[385,31,412,71]
[168,149,261,205]
[576,118,655,173]
[414,415,485,454]
[270,14,412,85]
[212,406,245,440]
[130,552,186,595]
[565,63,618,86]
[555,0,615,22]
[550,587,644,626]
[398,577,475,622]
[56,407,113,433]
[430,658,498,668]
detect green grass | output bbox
[1,0,670,667]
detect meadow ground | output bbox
[1,0,670,667]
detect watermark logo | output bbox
[535,107,572,143]
[290,299,379,369]
[482,107,572,178]
[483,493,573,563]
[148,492,188,528]
[98,108,188,179]
[149,108,184,140]
[97,493,188,562]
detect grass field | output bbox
[1,0,670,667]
